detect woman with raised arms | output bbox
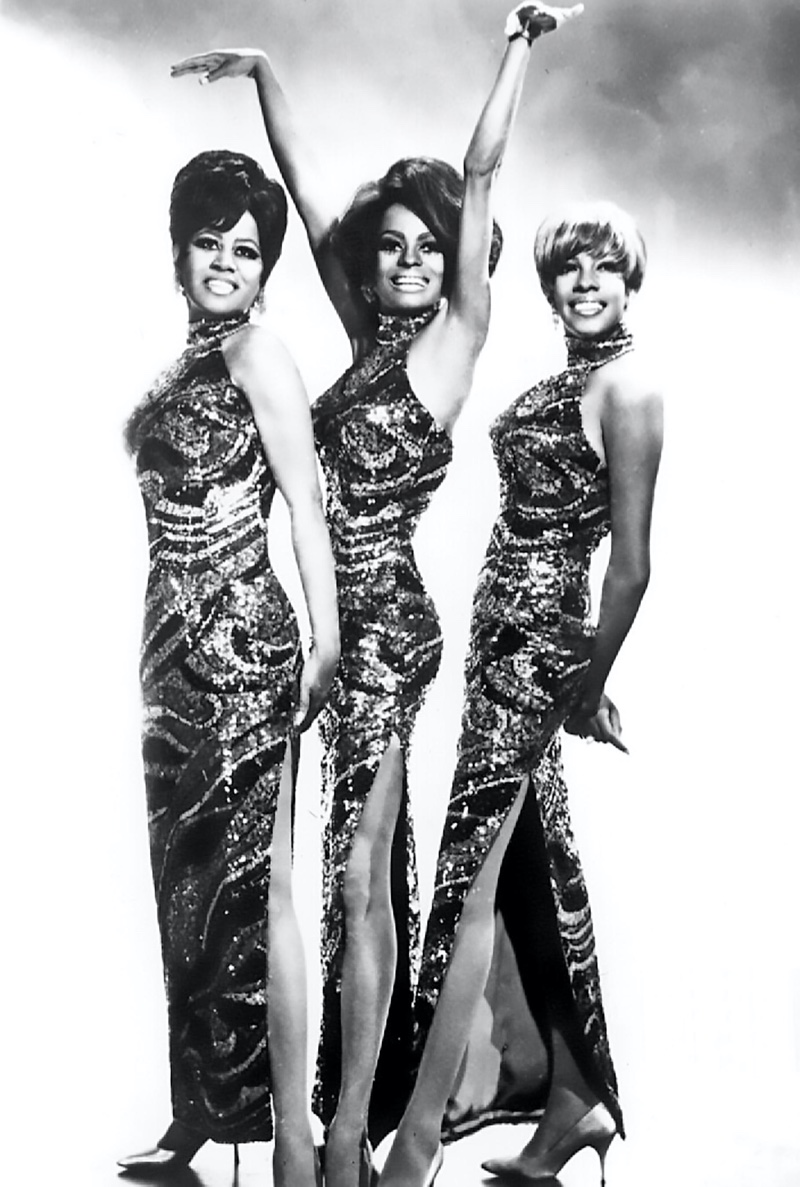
[172,6,581,1186]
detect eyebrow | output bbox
[379,229,437,242]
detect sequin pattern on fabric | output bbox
[312,307,453,1134]
[415,326,634,1140]
[127,314,301,1143]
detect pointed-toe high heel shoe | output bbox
[481,1103,616,1185]
[117,1120,217,1175]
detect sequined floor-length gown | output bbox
[312,308,453,1138]
[126,313,301,1144]
[416,327,634,1141]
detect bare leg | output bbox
[379,777,530,1187]
[325,736,405,1187]
[267,746,318,1187]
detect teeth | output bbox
[573,301,603,315]
[206,280,236,295]
[393,278,426,288]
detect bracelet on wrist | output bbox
[505,8,538,45]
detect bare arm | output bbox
[410,3,583,431]
[224,326,340,731]
[454,3,584,332]
[171,49,370,342]
[445,36,534,347]
[566,370,664,749]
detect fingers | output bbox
[608,699,622,737]
[566,704,629,753]
[594,711,629,754]
[170,50,260,84]
[170,54,219,77]
[596,728,628,753]
[510,1,584,33]
[293,680,311,731]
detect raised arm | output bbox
[410,3,583,431]
[171,49,370,340]
[224,326,340,731]
[566,369,664,750]
[450,5,582,335]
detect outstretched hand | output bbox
[564,692,628,753]
[171,48,267,85]
[505,2,584,41]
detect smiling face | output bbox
[176,211,264,322]
[371,204,445,314]
[551,251,629,339]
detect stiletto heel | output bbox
[233,1142,240,1169]
[595,1130,613,1186]
[117,1119,207,1173]
[481,1102,616,1184]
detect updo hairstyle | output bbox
[170,150,288,289]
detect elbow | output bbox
[607,558,651,602]
[623,565,651,602]
[464,149,501,182]
[288,487,326,532]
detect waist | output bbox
[147,511,269,572]
[146,534,272,586]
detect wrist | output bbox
[251,55,271,81]
[578,688,602,717]
[505,8,539,45]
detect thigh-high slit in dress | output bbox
[312,307,452,1140]
[415,326,633,1142]
[126,312,301,1144]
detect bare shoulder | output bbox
[592,352,663,415]
[224,322,296,376]
[223,323,304,404]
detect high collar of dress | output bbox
[186,311,252,347]
[565,323,634,369]
[375,302,441,349]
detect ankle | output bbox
[158,1119,205,1152]
[544,1084,600,1121]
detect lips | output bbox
[391,276,428,290]
[206,279,237,296]
[571,301,604,317]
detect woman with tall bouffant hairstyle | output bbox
[380,194,661,1185]
[172,7,581,1185]
[118,149,339,1186]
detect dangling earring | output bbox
[551,305,562,331]
[361,285,376,306]
[254,286,266,314]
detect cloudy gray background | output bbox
[3,2,799,1185]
